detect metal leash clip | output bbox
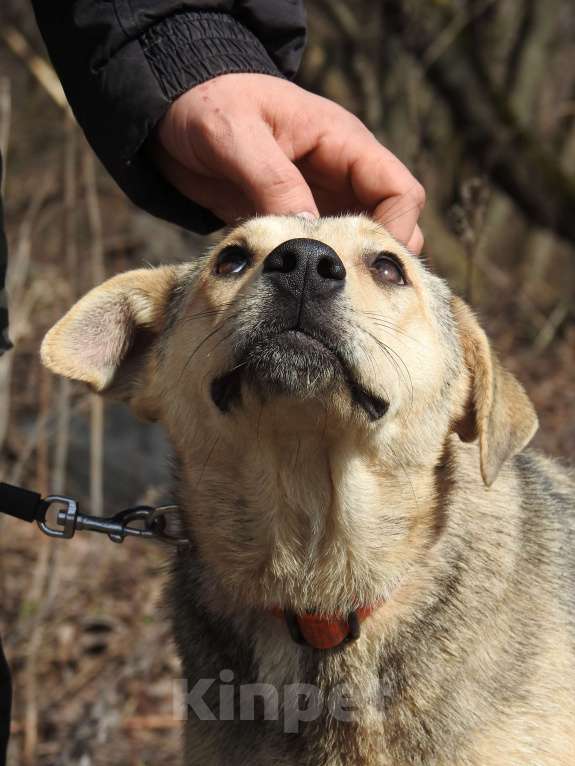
[37,496,188,546]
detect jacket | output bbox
[30,0,307,233]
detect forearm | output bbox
[30,1,306,232]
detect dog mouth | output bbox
[210,327,388,421]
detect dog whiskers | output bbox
[178,312,241,384]
[195,436,220,491]
[358,327,414,409]
[179,302,236,325]
[358,311,422,346]
[198,330,246,394]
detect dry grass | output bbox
[1,523,181,765]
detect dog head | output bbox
[41,216,538,609]
[42,215,536,483]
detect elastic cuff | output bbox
[140,11,284,103]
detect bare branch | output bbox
[383,0,575,246]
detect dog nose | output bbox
[262,238,346,297]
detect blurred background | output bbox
[0,0,574,763]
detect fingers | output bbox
[154,75,425,237]
[407,224,424,255]
[152,143,254,222]
[155,79,319,220]
[344,131,426,247]
[373,186,425,251]
[208,121,320,218]
[297,109,425,246]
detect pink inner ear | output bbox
[68,298,134,386]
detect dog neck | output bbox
[173,410,446,618]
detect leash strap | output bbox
[0,482,47,523]
[0,481,187,546]
[0,480,186,763]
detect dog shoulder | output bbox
[513,449,575,521]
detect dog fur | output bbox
[42,216,575,765]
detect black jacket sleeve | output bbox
[30,1,307,234]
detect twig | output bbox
[0,77,11,195]
[422,0,500,71]
[7,395,90,489]
[317,0,383,129]
[384,0,575,246]
[1,26,67,111]
[533,301,569,354]
[0,77,12,454]
[22,359,54,765]
[53,117,79,494]
[0,175,51,457]
[83,151,105,516]
[122,715,180,731]
[449,177,490,304]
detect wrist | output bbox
[141,12,284,110]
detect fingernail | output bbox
[295,211,319,220]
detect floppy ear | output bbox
[41,266,180,420]
[452,297,538,486]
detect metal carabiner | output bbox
[36,497,188,546]
[145,505,188,546]
[37,495,78,539]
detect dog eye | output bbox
[371,253,406,285]
[214,245,251,276]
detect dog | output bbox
[41,216,575,765]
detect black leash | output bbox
[0,480,188,763]
[0,481,187,546]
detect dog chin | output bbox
[246,331,341,394]
[211,331,389,421]
[211,331,339,412]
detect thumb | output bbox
[218,124,319,217]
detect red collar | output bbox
[270,604,382,650]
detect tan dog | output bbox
[42,216,575,765]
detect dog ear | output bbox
[451,297,538,486]
[41,267,180,420]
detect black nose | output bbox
[262,238,346,298]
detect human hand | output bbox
[154,74,425,253]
